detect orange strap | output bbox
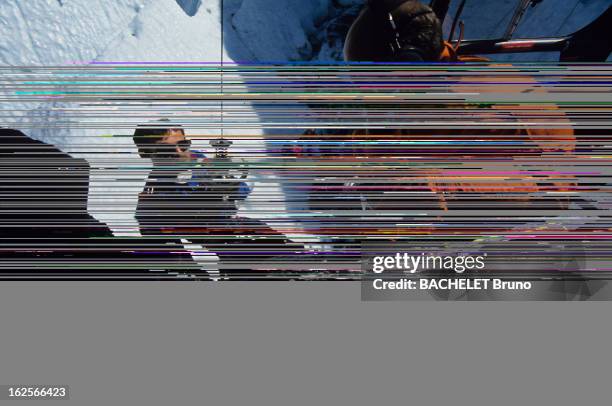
[439,42,490,62]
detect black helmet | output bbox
[343,0,444,62]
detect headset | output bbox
[367,0,435,62]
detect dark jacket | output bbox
[0,129,194,277]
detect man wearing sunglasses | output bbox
[135,127,193,161]
[133,124,302,278]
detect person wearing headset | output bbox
[339,0,576,220]
[296,0,588,296]
[344,0,447,63]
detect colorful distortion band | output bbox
[0,64,611,280]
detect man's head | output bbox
[344,0,444,62]
[133,124,192,161]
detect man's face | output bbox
[154,129,192,162]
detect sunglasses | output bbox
[150,139,191,158]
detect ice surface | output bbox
[175,0,202,16]
[231,0,331,61]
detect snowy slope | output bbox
[0,0,222,237]
[0,0,145,65]
[0,0,318,241]
[230,0,330,61]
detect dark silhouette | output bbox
[0,128,191,279]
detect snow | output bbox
[1,0,225,237]
[176,0,202,16]
[0,0,144,65]
[231,0,331,61]
[0,0,323,242]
